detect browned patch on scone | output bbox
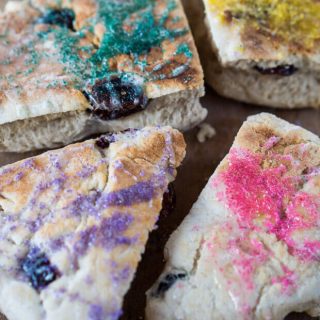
[241,26,282,59]
[120,130,185,167]
[241,22,316,57]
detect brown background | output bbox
[0,0,320,318]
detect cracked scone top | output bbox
[146,114,320,320]
[0,126,186,320]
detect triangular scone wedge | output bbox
[0,127,185,320]
[146,114,320,320]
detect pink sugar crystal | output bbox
[271,266,296,294]
[264,136,281,150]
[209,146,320,298]
[214,147,320,262]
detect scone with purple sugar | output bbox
[0,126,185,320]
[146,114,320,320]
[0,0,206,152]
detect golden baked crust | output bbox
[0,126,186,320]
[0,0,203,125]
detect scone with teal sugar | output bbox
[187,0,320,108]
[0,0,205,152]
[146,114,320,320]
[0,126,186,320]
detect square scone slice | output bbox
[146,113,320,320]
[0,0,205,152]
[192,0,320,108]
[0,126,186,320]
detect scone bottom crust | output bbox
[0,0,203,123]
[0,127,186,320]
[147,115,320,319]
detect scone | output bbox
[146,113,320,320]
[187,0,320,108]
[0,0,206,152]
[0,126,186,320]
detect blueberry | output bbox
[36,9,75,31]
[85,75,148,120]
[95,129,139,148]
[254,64,297,76]
[95,135,113,149]
[21,248,59,290]
[153,272,187,297]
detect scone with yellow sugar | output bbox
[188,0,320,108]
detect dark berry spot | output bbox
[85,74,148,121]
[95,129,138,149]
[153,272,187,297]
[21,247,59,290]
[121,128,138,134]
[161,183,176,216]
[224,10,233,23]
[95,135,113,148]
[254,64,297,76]
[36,9,75,31]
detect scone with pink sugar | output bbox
[146,113,320,320]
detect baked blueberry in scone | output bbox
[186,0,320,108]
[0,126,186,320]
[146,114,320,320]
[0,0,205,152]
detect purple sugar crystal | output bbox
[77,165,96,178]
[20,159,35,169]
[103,181,155,207]
[69,180,156,218]
[49,154,62,169]
[69,192,102,217]
[14,172,24,182]
[111,266,130,283]
[89,304,104,320]
[74,213,135,256]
